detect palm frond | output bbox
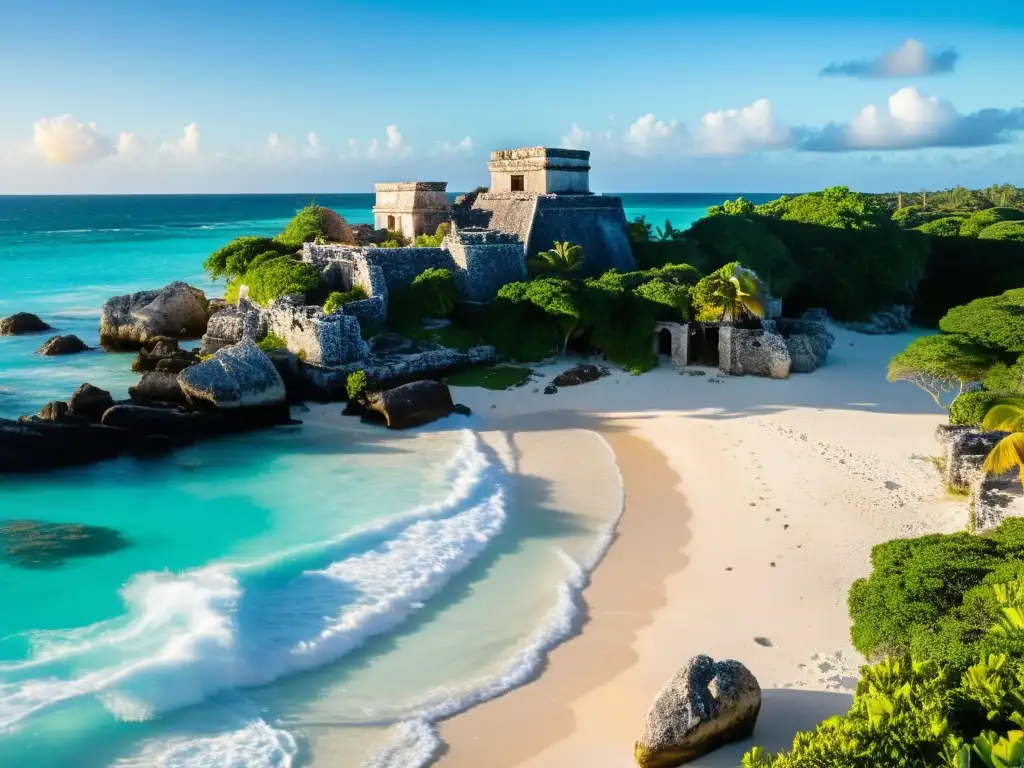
[983,398,1024,433]
[983,433,1024,478]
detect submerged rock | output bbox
[37,334,90,356]
[67,383,114,423]
[100,281,210,350]
[0,520,128,569]
[0,312,52,335]
[178,337,286,408]
[635,655,761,767]
[366,380,455,429]
[552,364,609,387]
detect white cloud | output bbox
[433,136,473,156]
[160,122,200,156]
[624,113,685,155]
[32,115,115,165]
[822,39,959,78]
[363,125,412,160]
[801,87,1024,151]
[267,132,281,150]
[696,98,791,155]
[115,131,145,157]
[562,123,591,150]
[305,132,322,157]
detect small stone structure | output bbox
[719,326,792,379]
[936,424,1023,532]
[372,182,450,242]
[486,146,591,195]
[653,322,688,367]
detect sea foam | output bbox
[0,431,506,746]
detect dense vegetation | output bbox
[323,286,368,314]
[745,520,1024,767]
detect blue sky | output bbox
[1,0,1022,193]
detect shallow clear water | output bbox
[0,192,766,766]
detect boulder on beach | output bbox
[0,520,129,569]
[100,281,210,350]
[634,655,761,767]
[178,337,286,408]
[0,312,52,335]
[67,383,115,423]
[37,334,90,356]
[552,364,609,387]
[366,380,455,429]
[129,372,187,405]
[131,338,199,373]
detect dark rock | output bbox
[129,372,186,405]
[0,312,52,335]
[552,364,609,387]
[0,520,129,569]
[39,401,70,422]
[0,418,138,472]
[37,334,90,356]
[453,403,472,417]
[838,305,912,335]
[155,356,196,374]
[368,332,414,355]
[634,655,762,767]
[100,281,210,350]
[67,383,114,423]
[101,404,201,436]
[266,348,305,404]
[366,380,455,429]
[132,338,199,373]
[544,384,558,395]
[178,338,286,408]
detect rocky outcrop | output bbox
[838,305,912,335]
[300,345,498,401]
[1,520,128,569]
[37,334,89,356]
[131,338,199,373]
[366,380,455,429]
[552,364,609,387]
[368,332,414,355]
[37,401,76,423]
[100,281,210,350]
[178,338,286,408]
[67,383,114,422]
[264,297,369,367]
[0,312,52,335]
[719,327,791,379]
[635,655,762,767]
[200,301,268,356]
[774,318,834,374]
[129,372,186,405]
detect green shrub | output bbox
[245,257,324,306]
[631,239,708,271]
[940,288,1024,353]
[379,230,407,248]
[914,216,965,237]
[891,203,923,227]
[346,370,369,402]
[323,286,369,314]
[410,268,458,318]
[979,220,1024,242]
[627,215,653,243]
[412,222,449,247]
[257,333,287,353]
[984,354,1024,393]
[278,204,353,248]
[847,519,1024,668]
[950,390,1015,427]
[960,207,1024,237]
[684,214,799,298]
[204,236,287,280]
[634,279,691,322]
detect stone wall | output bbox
[719,327,791,379]
[935,424,1022,532]
[372,182,450,241]
[444,226,527,303]
[362,247,457,292]
[264,298,368,367]
[487,147,590,194]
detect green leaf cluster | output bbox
[277,204,354,249]
[204,237,292,280]
[346,370,370,402]
[916,217,966,237]
[256,333,287,354]
[411,268,458,318]
[961,209,1024,238]
[323,286,369,314]
[978,222,1024,243]
[412,222,449,247]
[244,257,324,306]
[940,290,1024,354]
[951,391,1019,428]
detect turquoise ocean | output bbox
[0,193,776,767]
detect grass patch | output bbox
[445,365,533,390]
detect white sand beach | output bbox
[431,325,967,766]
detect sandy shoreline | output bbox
[433,326,967,766]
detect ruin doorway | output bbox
[658,327,673,356]
[387,215,396,230]
[688,323,720,367]
[510,174,525,192]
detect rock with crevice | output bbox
[0,312,52,335]
[67,383,115,423]
[37,334,90,356]
[130,372,187,405]
[634,655,761,767]
[178,337,286,408]
[100,281,210,350]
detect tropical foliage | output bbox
[981,398,1024,488]
[888,334,996,409]
[323,286,369,314]
[412,222,450,247]
[410,268,458,318]
[203,236,291,280]
[243,257,324,306]
[528,241,584,275]
[691,262,766,323]
[277,204,354,249]
[346,370,370,402]
[951,391,1016,428]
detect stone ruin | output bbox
[936,424,1023,532]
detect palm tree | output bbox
[698,263,766,323]
[655,219,684,242]
[982,397,1024,486]
[528,241,584,275]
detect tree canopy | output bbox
[887,333,996,408]
[939,288,1024,353]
